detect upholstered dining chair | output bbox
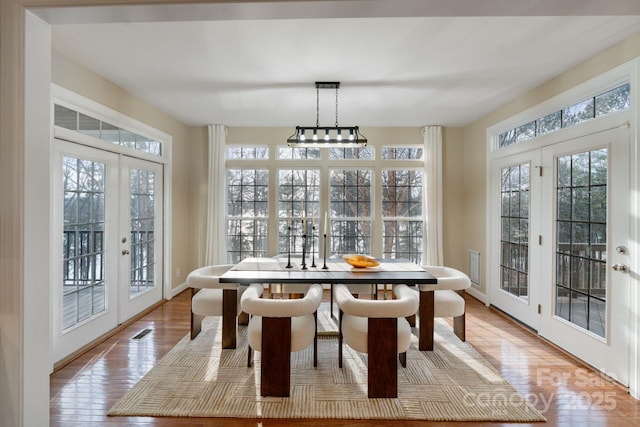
[241,282,323,397]
[186,264,247,348]
[411,266,471,350]
[334,283,419,398]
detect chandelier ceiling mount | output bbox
[287,82,367,148]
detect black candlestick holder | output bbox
[301,233,307,270]
[322,233,328,269]
[285,224,292,268]
[310,226,316,267]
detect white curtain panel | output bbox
[205,124,227,265]
[423,125,443,266]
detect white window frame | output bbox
[486,58,640,399]
[52,84,173,300]
[225,142,426,262]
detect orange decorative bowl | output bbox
[343,254,380,268]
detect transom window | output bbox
[498,83,630,149]
[329,147,374,160]
[382,147,424,160]
[278,146,321,160]
[54,104,163,156]
[227,146,268,159]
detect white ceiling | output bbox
[40,1,640,128]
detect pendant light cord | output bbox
[316,85,320,127]
[335,87,339,127]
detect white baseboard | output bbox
[170,281,188,298]
[465,286,488,305]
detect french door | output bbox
[53,139,164,362]
[490,126,630,385]
[489,151,542,329]
[118,156,164,322]
[539,127,629,385]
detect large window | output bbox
[225,145,425,263]
[226,168,269,263]
[330,169,372,255]
[381,169,424,262]
[278,169,320,255]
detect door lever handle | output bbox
[612,263,628,273]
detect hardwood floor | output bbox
[50,290,640,426]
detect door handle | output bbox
[122,249,130,255]
[612,263,628,273]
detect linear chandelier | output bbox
[287,82,367,148]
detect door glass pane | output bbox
[130,168,156,296]
[499,163,529,299]
[62,156,106,330]
[555,149,607,337]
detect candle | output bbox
[324,211,328,234]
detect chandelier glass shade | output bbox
[287,82,367,148]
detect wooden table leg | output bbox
[419,289,434,351]
[222,289,237,349]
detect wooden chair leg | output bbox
[190,288,203,340]
[399,351,407,368]
[454,313,466,341]
[406,313,416,327]
[247,345,253,367]
[313,311,318,368]
[238,311,249,326]
[338,309,343,368]
[330,284,334,319]
[368,318,398,398]
[261,317,292,397]
[191,311,203,340]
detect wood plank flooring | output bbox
[50,290,640,426]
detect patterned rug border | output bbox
[108,316,545,422]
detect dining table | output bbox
[219,256,439,351]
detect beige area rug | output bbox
[108,306,545,421]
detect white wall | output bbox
[0,1,25,424]
[24,11,53,427]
